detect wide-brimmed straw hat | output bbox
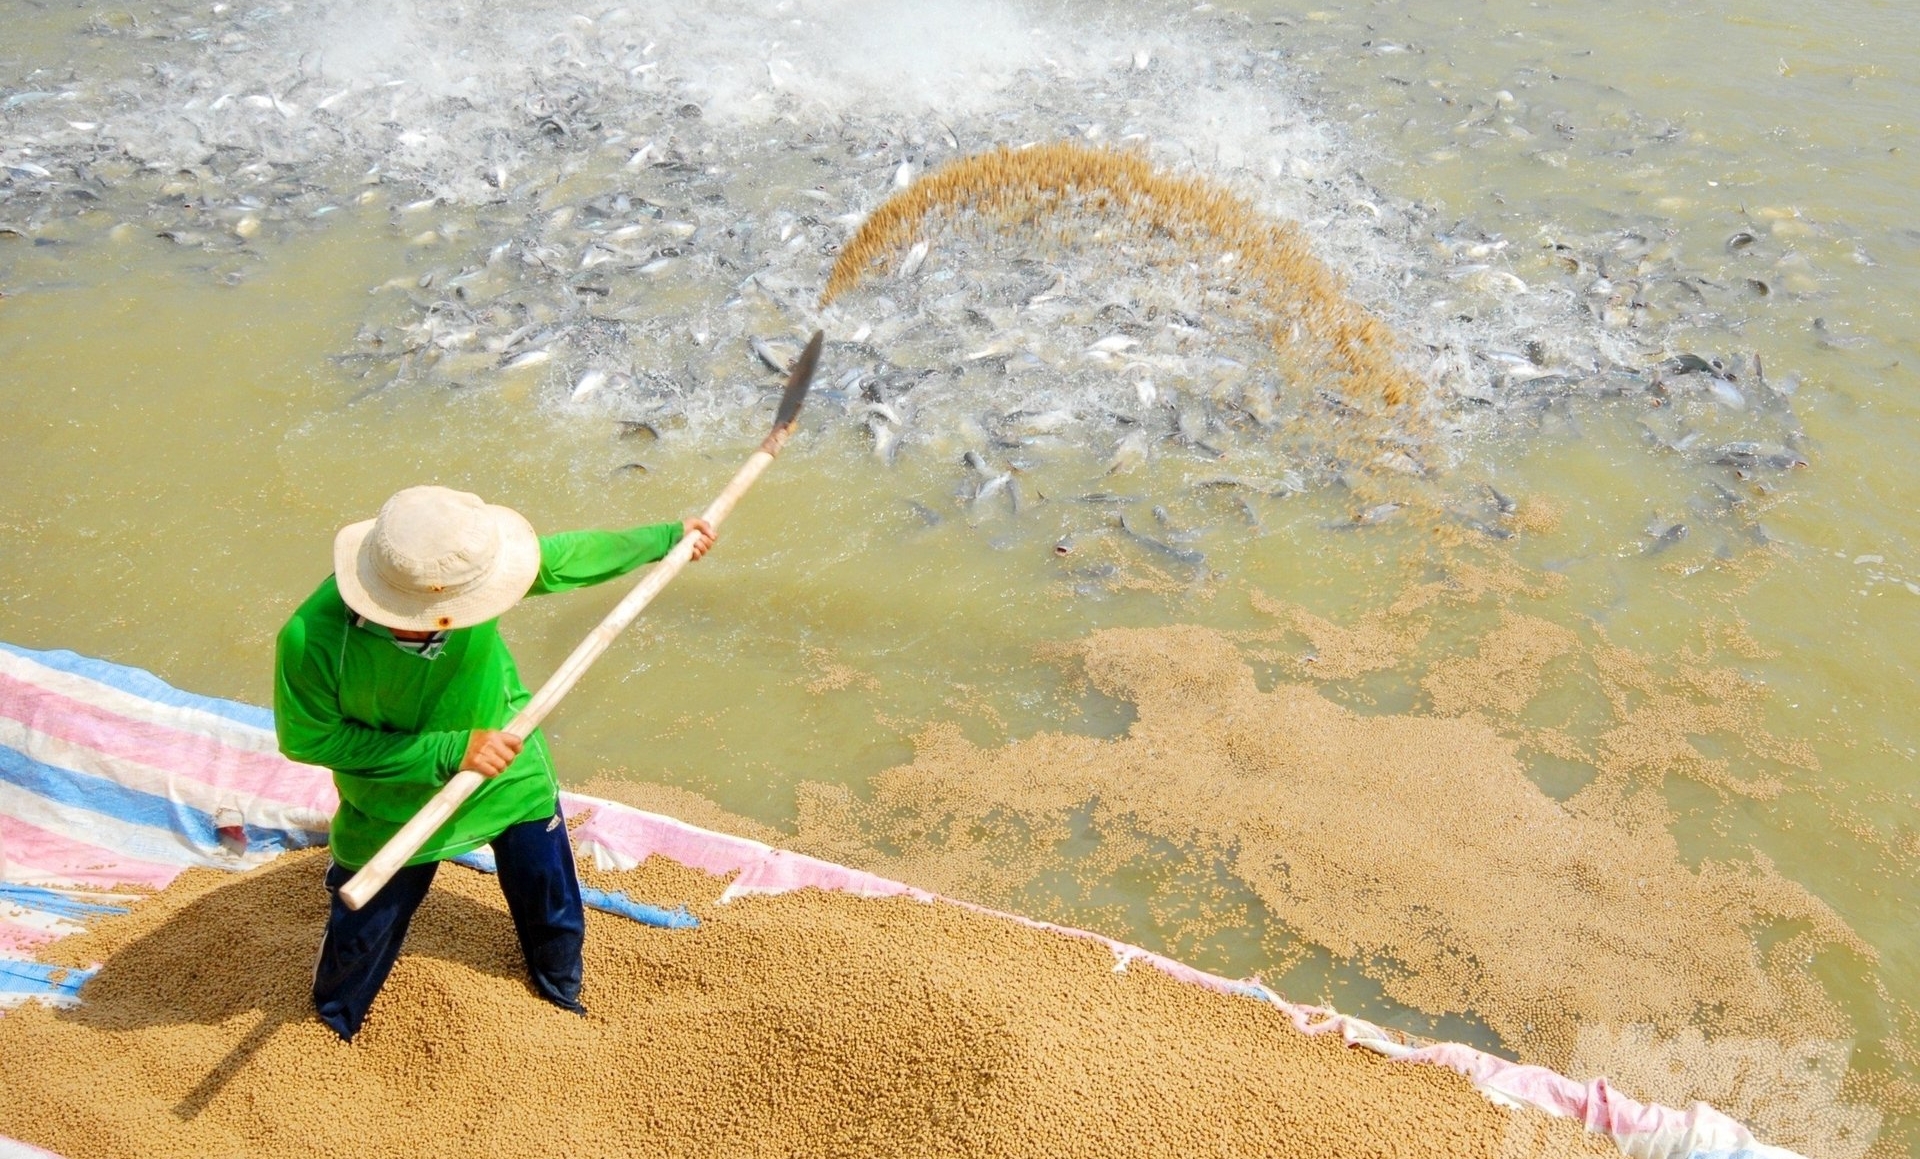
[333,486,541,631]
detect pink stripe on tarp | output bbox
[1393,1042,1738,1144]
[570,797,776,880]
[0,670,336,817]
[1402,1043,1607,1118]
[0,815,182,890]
[730,848,934,901]
[0,919,57,955]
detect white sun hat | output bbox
[333,486,542,631]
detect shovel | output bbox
[339,330,824,910]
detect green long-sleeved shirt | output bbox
[274,522,684,870]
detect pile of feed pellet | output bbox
[0,849,1622,1159]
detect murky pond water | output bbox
[3,1,1916,1154]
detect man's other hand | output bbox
[683,518,717,561]
[461,729,523,778]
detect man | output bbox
[274,484,714,1041]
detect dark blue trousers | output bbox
[313,810,586,1041]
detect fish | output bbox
[905,500,942,526]
[973,472,1012,506]
[1705,378,1746,409]
[964,338,1021,361]
[1106,429,1150,474]
[1328,503,1403,531]
[315,84,362,111]
[1487,484,1518,515]
[749,337,798,374]
[1812,317,1866,350]
[1469,269,1528,295]
[1116,513,1203,565]
[1072,493,1135,504]
[1645,522,1688,553]
[501,348,552,371]
[1706,481,1746,512]
[1054,534,1078,556]
[868,417,900,465]
[1193,474,1300,498]
[1067,564,1121,594]
[569,370,608,402]
[1712,440,1769,470]
[1660,352,1724,377]
[897,240,929,278]
[1152,506,1206,544]
[1027,276,1066,306]
[996,408,1075,438]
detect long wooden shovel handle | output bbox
[337,347,817,911]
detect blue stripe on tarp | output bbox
[0,745,323,863]
[450,849,698,929]
[237,822,331,854]
[451,848,497,873]
[0,959,97,999]
[581,887,700,930]
[0,884,130,922]
[0,642,275,732]
[0,742,223,847]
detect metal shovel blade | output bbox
[772,330,824,433]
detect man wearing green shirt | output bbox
[274,484,713,1040]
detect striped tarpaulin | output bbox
[0,641,1804,1159]
[0,642,332,994]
